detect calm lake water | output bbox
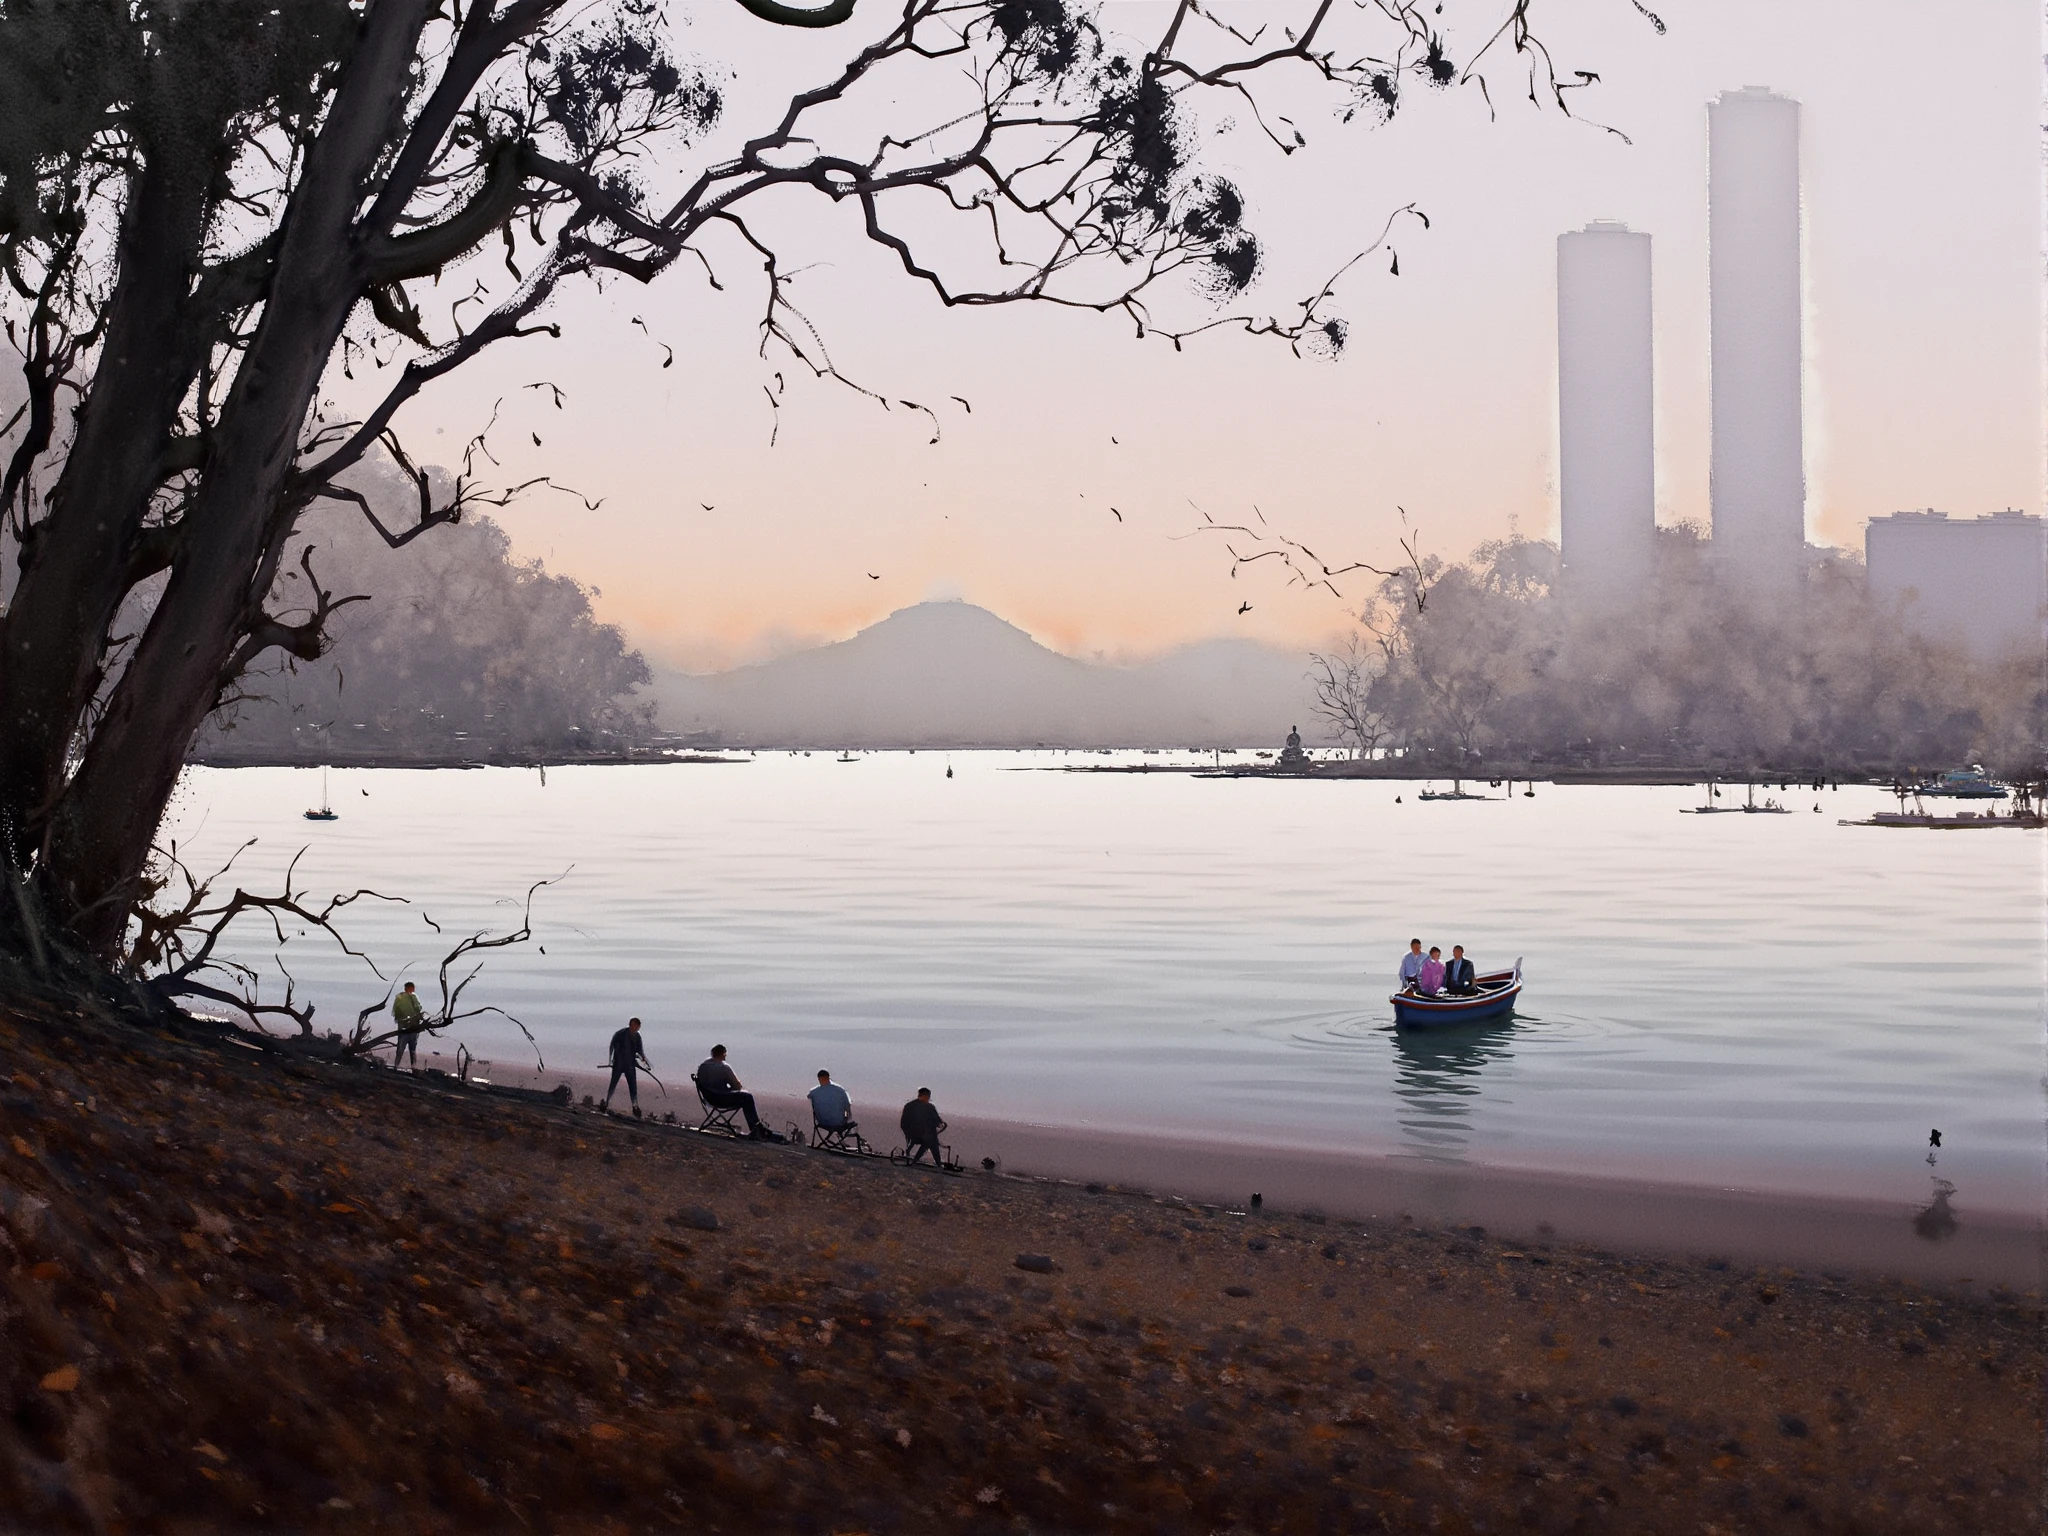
[162,756,2043,1216]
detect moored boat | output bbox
[1392,958,1522,1027]
[1908,765,2008,799]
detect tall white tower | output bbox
[1708,87,1804,588]
[1556,221,1655,600]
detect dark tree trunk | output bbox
[37,0,435,955]
[0,154,212,875]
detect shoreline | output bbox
[491,1064,2042,1293]
[183,752,1936,787]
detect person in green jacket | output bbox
[391,981,426,1069]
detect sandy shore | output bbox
[5,1001,2039,1532]
[501,1064,2040,1293]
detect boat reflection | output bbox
[1389,1016,1520,1161]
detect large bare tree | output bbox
[0,0,1603,974]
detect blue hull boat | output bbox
[1392,959,1522,1027]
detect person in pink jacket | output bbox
[1416,946,1447,996]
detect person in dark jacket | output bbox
[604,1018,650,1117]
[694,1044,778,1140]
[900,1087,946,1165]
[1444,945,1478,995]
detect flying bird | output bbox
[1237,601,1252,615]
[1928,1128,1941,1149]
[1111,508,1122,522]
[867,572,880,580]
[700,503,715,511]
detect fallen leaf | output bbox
[40,1365,79,1392]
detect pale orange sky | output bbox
[365,0,2041,672]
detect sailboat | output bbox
[304,765,339,821]
[1682,779,1789,815]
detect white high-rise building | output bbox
[1866,510,2047,659]
[1556,221,1655,600]
[1708,87,1804,588]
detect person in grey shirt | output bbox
[694,1044,776,1139]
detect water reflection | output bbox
[1389,1017,1519,1161]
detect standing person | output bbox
[1444,945,1477,995]
[694,1045,778,1140]
[1417,946,1446,997]
[391,981,426,1069]
[1397,939,1427,994]
[900,1087,947,1166]
[604,1018,651,1118]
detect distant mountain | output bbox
[646,601,1322,748]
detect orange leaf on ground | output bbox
[40,1365,80,1392]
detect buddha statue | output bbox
[1277,725,1310,771]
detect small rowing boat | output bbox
[1391,958,1523,1027]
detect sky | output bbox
[374,0,2042,672]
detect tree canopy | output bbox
[1341,530,2043,776]
[194,463,653,761]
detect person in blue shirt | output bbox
[808,1070,854,1133]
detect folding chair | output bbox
[889,1115,963,1172]
[691,1075,744,1138]
[889,1137,964,1174]
[809,1116,875,1156]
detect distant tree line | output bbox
[196,463,651,760]
[1311,527,2045,778]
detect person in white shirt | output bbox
[1397,939,1427,994]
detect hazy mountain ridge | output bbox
[648,601,1322,748]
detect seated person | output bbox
[1416,945,1446,996]
[694,1044,777,1140]
[1397,938,1427,994]
[808,1069,854,1132]
[1444,945,1478,995]
[900,1087,947,1165]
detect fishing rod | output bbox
[592,1062,670,1100]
